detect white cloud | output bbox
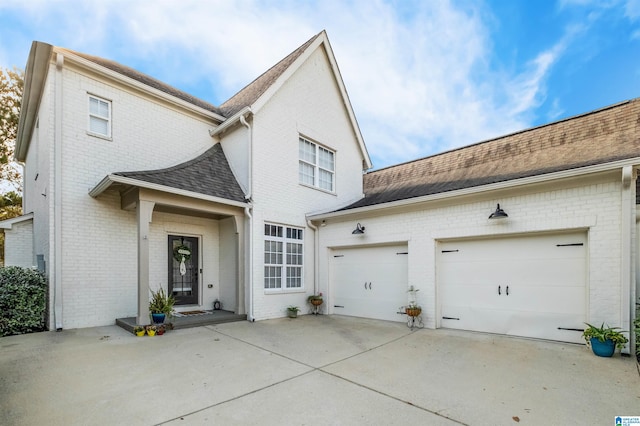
[625,0,640,19]
[0,0,584,168]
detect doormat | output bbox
[174,310,210,317]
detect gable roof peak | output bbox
[219,31,325,118]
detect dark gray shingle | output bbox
[343,98,640,210]
[114,144,246,203]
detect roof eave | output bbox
[15,42,53,162]
[89,174,249,209]
[308,157,640,220]
[58,48,227,123]
[248,32,372,170]
[0,212,34,229]
[209,107,252,138]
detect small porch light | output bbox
[352,223,365,234]
[488,204,508,219]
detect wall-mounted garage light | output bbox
[488,204,508,219]
[352,223,366,234]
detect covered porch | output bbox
[88,144,250,327]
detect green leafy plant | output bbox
[582,323,628,349]
[287,306,300,313]
[307,292,323,303]
[307,293,322,305]
[149,287,175,316]
[0,266,47,336]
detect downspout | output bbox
[53,52,64,330]
[240,112,252,201]
[621,165,634,355]
[307,220,319,297]
[240,112,254,321]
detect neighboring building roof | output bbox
[343,98,640,210]
[113,143,246,203]
[57,47,224,117]
[219,32,322,118]
[0,213,34,229]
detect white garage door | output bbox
[438,231,586,343]
[332,244,408,322]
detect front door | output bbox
[168,235,199,305]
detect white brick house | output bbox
[4,31,639,352]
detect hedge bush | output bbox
[0,266,47,337]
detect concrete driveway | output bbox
[1,315,638,425]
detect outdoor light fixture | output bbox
[352,223,365,234]
[488,203,508,219]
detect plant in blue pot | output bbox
[582,323,628,357]
[149,288,175,325]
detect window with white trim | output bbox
[88,95,111,137]
[299,136,334,191]
[264,224,303,291]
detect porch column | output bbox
[233,214,246,315]
[137,200,155,325]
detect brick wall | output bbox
[52,65,220,329]
[317,173,627,330]
[4,219,34,268]
[245,47,367,319]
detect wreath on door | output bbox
[173,245,192,262]
[173,245,192,276]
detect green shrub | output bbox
[0,266,47,337]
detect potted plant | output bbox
[405,286,422,317]
[307,292,323,306]
[149,287,175,324]
[287,306,300,318]
[156,324,166,336]
[582,322,628,357]
[133,326,145,337]
[145,325,157,336]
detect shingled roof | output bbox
[59,32,323,120]
[218,31,323,117]
[343,98,640,210]
[58,47,224,117]
[113,143,246,203]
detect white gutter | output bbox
[53,52,64,331]
[308,157,640,221]
[307,220,320,298]
[238,110,254,321]
[239,111,253,200]
[209,106,252,138]
[245,206,254,321]
[88,174,249,209]
[621,165,634,355]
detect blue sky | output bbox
[0,0,638,170]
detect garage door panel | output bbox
[332,244,408,323]
[504,312,585,342]
[441,284,508,309]
[439,232,586,344]
[507,285,586,314]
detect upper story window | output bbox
[88,95,111,138]
[299,136,334,192]
[264,223,303,291]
